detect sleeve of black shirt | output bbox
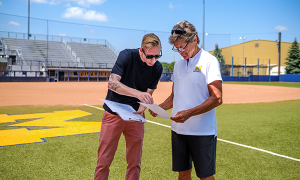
[111,50,129,77]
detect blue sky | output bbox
[0,0,299,63]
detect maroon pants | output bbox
[94,111,145,180]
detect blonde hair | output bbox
[169,20,200,45]
[141,33,161,49]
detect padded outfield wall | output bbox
[1,70,300,82]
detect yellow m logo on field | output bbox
[0,110,102,147]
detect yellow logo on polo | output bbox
[195,65,202,71]
[0,110,102,147]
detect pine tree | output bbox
[213,44,227,75]
[285,38,300,74]
[213,44,225,65]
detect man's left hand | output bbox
[133,104,146,116]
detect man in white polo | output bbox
[150,20,222,180]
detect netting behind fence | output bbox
[1,13,279,69]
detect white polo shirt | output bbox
[171,49,222,136]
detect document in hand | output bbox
[100,99,147,123]
[138,102,171,119]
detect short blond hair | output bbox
[169,20,200,45]
[141,33,161,49]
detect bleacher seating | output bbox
[1,37,117,69]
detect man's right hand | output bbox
[137,92,154,104]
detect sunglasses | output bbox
[142,48,162,59]
[171,29,186,35]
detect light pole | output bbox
[277,32,281,75]
[28,0,30,39]
[202,0,205,49]
[239,36,246,65]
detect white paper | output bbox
[100,99,147,123]
[139,102,171,119]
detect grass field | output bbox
[1,82,300,179]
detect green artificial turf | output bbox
[0,100,299,179]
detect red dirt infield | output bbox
[1,82,300,106]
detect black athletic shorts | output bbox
[171,131,217,178]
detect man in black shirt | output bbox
[95,33,163,180]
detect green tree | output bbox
[213,44,225,65]
[212,44,227,75]
[160,62,169,70]
[285,38,300,74]
[160,62,175,70]
[168,61,175,71]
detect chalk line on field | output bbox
[83,104,300,162]
[83,104,104,110]
[217,138,300,162]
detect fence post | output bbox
[269,59,271,82]
[231,56,233,76]
[57,70,59,82]
[244,57,247,76]
[257,58,259,75]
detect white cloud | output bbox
[66,0,106,7]
[90,30,99,33]
[62,7,108,22]
[31,0,48,3]
[65,2,72,7]
[0,1,2,5]
[31,0,60,5]
[274,25,289,31]
[31,0,106,6]
[168,2,182,9]
[9,21,20,26]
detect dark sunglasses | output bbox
[171,29,186,35]
[142,48,162,59]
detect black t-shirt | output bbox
[103,48,163,114]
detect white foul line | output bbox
[83,104,104,110]
[217,138,300,162]
[83,104,300,162]
[146,120,171,128]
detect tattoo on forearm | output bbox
[109,81,121,91]
[108,73,121,91]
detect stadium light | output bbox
[239,36,246,65]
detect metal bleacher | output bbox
[0,32,118,70]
